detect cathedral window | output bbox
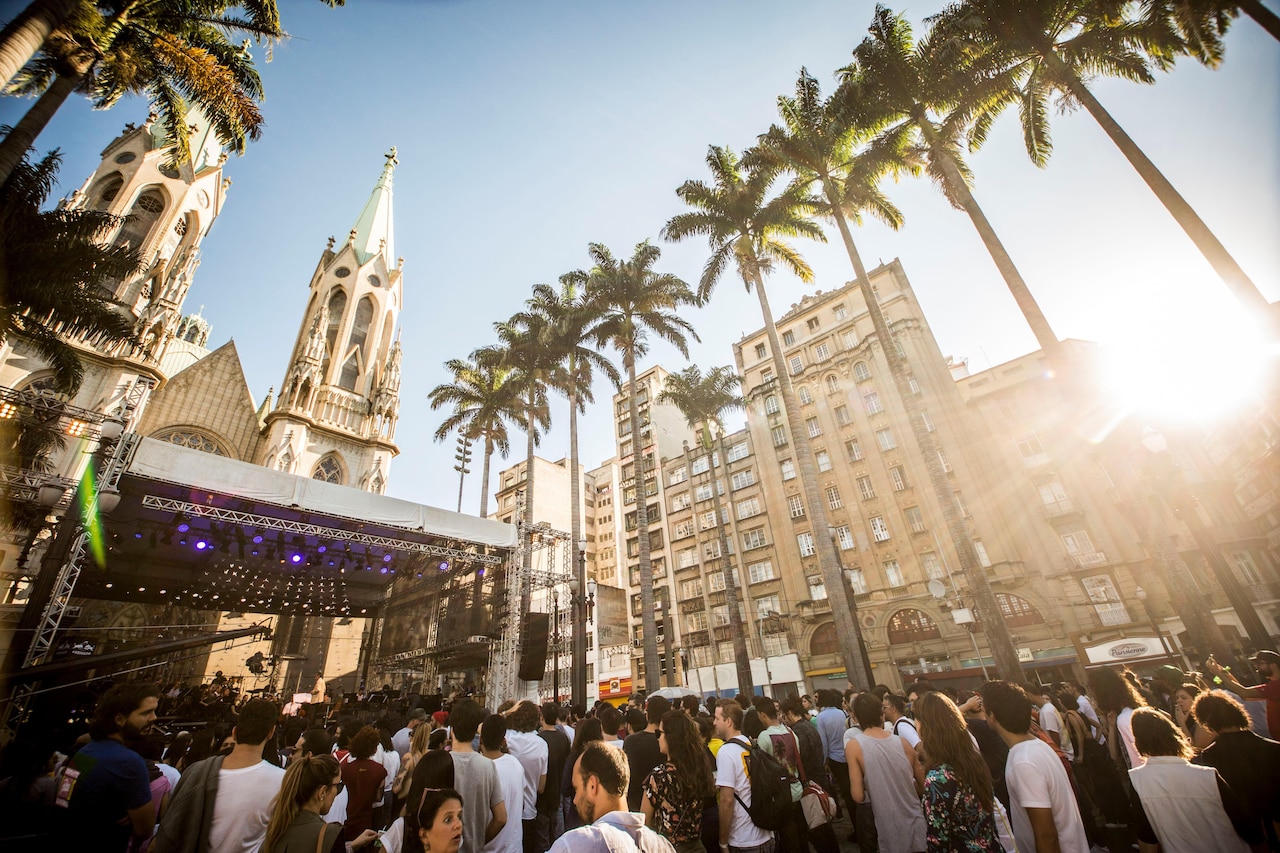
[368,275,381,288]
[338,355,360,391]
[114,189,165,249]
[277,449,293,472]
[97,175,124,206]
[325,289,347,352]
[312,456,343,484]
[349,296,374,356]
[153,429,226,456]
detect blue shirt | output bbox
[547,810,676,853]
[60,738,152,851]
[814,707,848,763]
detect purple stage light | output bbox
[195,541,208,550]
[252,535,264,544]
[290,554,303,564]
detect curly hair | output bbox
[508,700,540,733]
[348,725,382,761]
[914,692,994,810]
[1192,690,1250,732]
[658,710,714,803]
[1088,667,1147,714]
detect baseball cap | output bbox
[1251,650,1280,665]
[1152,665,1185,686]
[432,710,449,725]
[407,708,428,722]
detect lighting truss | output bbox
[139,496,504,565]
[0,464,76,507]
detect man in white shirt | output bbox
[482,714,525,853]
[981,682,1089,853]
[374,731,400,826]
[1028,684,1063,748]
[714,699,775,853]
[1062,682,1101,734]
[505,700,549,853]
[881,693,922,751]
[549,742,675,853]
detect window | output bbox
[809,576,828,600]
[1060,529,1095,556]
[833,304,848,320]
[847,438,863,461]
[781,460,796,480]
[921,551,943,580]
[674,519,695,539]
[797,532,816,556]
[680,578,704,599]
[338,355,360,390]
[765,395,780,415]
[908,376,921,395]
[996,593,1044,627]
[789,355,804,375]
[814,343,831,361]
[848,569,868,594]
[700,510,720,530]
[973,539,992,567]
[826,486,843,509]
[1230,550,1263,585]
[876,428,896,451]
[884,560,905,587]
[835,405,851,425]
[807,317,820,331]
[854,361,871,381]
[842,330,858,349]
[671,492,691,512]
[349,296,374,356]
[826,374,840,393]
[312,456,343,484]
[890,466,907,491]
[905,506,926,533]
[708,569,740,592]
[711,605,730,627]
[835,525,854,550]
[870,516,891,542]
[618,419,632,439]
[857,476,875,500]
[695,483,713,502]
[678,548,698,568]
[755,594,781,617]
[748,560,776,583]
[1082,575,1130,626]
[938,450,952,473]
[736,497,761,519]
[704,539,727,559]
[798,386,813,405]
[761,369,773,385]
[669,467,687,485]
[772,425,788,448]
[692,455,711,474]
[788,495,805,518]
[1039,481,1070,509]
[755,343,767,359]
[783,330,796,346]
[156,430,226,456]
[743,529,768,550]
[921,410,935,431]
[685,611,709,633]
[806,416,822,437]
[1016,434,1045,458]
[816,451,832,472]
[727,442,749,462]
[731,469,756,489]
[887,609,941,643]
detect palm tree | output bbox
[0,0,284,189]
[428,348,531,519]
[843,6,1067,374]
[0,149,139,394]
[587,241,698,690]
[662,145,876,690]
[657,365,754,695]
[754,69,1025,682]
[928,0,1273,327]
[527,275,619,704]
[1149,0,1279,51]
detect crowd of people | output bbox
[2,652,1278,853]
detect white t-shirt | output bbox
[486,753,526,853]
[1005,738,1089,853]
[1075,695,1100,729]
[715,736,773,849]
[381,817,405,853]
[209,760,285,853]
[504,730,549,820]
[377,743,401,794]
[886,718,921,749]
[1116,707,1143,770]
[327,784,349,825]
[1039,702,1063,738]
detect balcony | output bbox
[1067,551,1108,568]
[1020,452,1052,468]
[1041,499,1082,520]
[1249,581,1280,602]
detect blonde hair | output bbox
[262,754,339,853]
[411,719,433,755]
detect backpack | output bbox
[726,738,793,832]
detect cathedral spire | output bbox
[348,147,397,266]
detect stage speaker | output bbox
[518,613,551,682]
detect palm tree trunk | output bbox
[568,377,587,707]
[0,0,79,89]
[1042,50,1273,330]
[1239,0,1280,40]
[627,352,661,689]
[707,424,753,695]
[918,119,1066,373]
[748,263,874,690]
[0,65,85,190]
[823,183,1024,682]
[478,433,493,518]
[520,388,536,631]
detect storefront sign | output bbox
[1084,637,1166,665]
[598,676,632,699]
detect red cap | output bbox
[433,711,449,725]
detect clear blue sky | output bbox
[3,0,1277,511]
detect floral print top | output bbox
[642,762,705,843]
[922,764,1003,852]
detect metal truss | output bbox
[138,497,504,565]
[0,385,113,431]
[486,548,522,704]
[0,465,76,508]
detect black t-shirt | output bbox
[623,730,664,812]
[1196,729,1280,844]
[537,728,571,814]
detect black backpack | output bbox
[726,738,793,831]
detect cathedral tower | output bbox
[259,149,403,493]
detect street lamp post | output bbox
[571,537,588,708]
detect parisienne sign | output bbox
[1083,636,1167,665]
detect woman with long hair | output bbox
[641,711,715,853]
[394,723,434,803]
[562,717,603,831]
[1088,667,1148,771]
[262,754,379,853]
[1127,708,1259,852]
[396,751,457,853]
[914,692,1003,852]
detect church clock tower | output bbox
[260,149,403,492]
